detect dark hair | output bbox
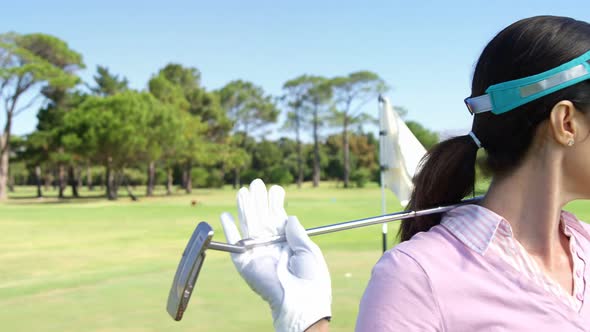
[399,16,590,242]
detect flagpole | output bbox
[378,95,387,253]
[380,170,387,253]
[377,95,427,254]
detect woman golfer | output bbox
[220,15,590,331]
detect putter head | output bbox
[167,221,214,321]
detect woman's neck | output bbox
[482,156,569,269]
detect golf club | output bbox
[167,196,482,321]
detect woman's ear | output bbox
[549,100,577,146]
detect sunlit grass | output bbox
[1,182,589,331]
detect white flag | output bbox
[379,96,427,206]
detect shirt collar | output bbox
[441,204,504,255]
[440,204,576,256]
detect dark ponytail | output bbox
[399,16,590,242]
[399,136,479,242]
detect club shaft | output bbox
[208,241,246,253]
[208,197,482,254]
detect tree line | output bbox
[0,32,439,201]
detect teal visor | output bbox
[465,50,590,115]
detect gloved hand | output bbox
[220,179,332,332]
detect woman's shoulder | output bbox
[378,224,472,277]
[396,224,468,256]
[358,229,448,331]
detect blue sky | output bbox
[2,0,590,139]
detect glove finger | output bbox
[220,212,242,245]
[285,216,319,254]
[268,185,288,234]
[248,178,273,238]
[285,216,326,280]
[237,187,251,238]
[220,212,251,269]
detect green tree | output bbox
[81,66,131,191]
[177,111,209,192]
[218,139,251,188]
[330,71,387,188]
[183,87,230,192]
[218,80,279,187]
[218,80,279,135]
[33,90,89,198]
[349,132,379,172]
[148,105,184,195]
[149,63,230,194]
[0,32,83,200]
[251,139,284,181]
[304,76,331,187]
[405,120,439,150]
[281,75,332,188]
[305,141,329,182]
[33,48,85,198]
[148,72,189,110]
[324,132,379,186]
[7,135,27,191]
[89,65,129,96]
[282,76,309,188]
[22,131,51,197]
[276,137,315,184]
[62,92,157,200]
[148,65,191,194]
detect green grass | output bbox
[0,183,403,332]
[1,183,589,332]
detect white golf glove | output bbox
[220,179,332,332]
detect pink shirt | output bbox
[356,205,590,331]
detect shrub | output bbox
[269,166,294,186]
[206,169,224,188]
[155,168,167,185]
[123,168,147,186]
[241,169,259,185]
[350,168,371,188]
[191,167,209,188]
